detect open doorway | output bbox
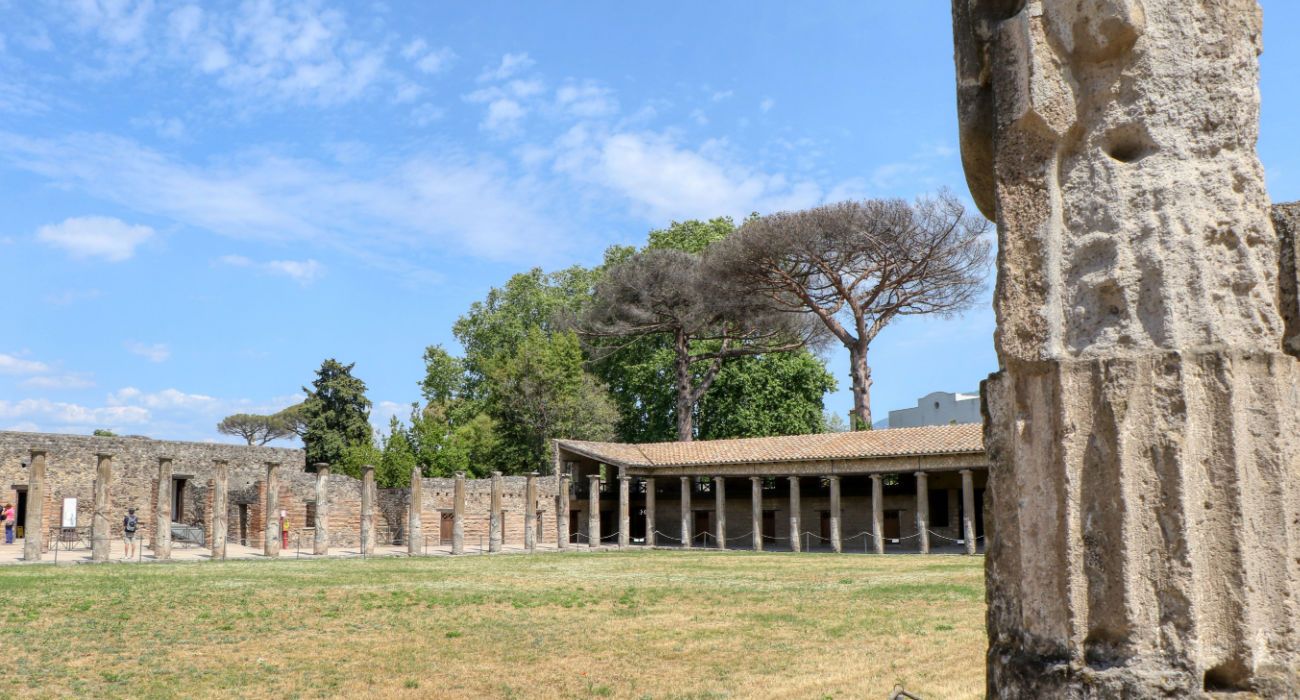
[238,504,248,546]
[762,509,777,545]
[172,477,188,522]
[15,488,27,540]
[440,512,453,545]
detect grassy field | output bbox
[0,551,986,699]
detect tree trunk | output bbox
[674,330,694,442]
[848,344,872,430]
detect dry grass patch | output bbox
[0,551,985,699]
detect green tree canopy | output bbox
[216,413,291,446]
[301,359,374,477]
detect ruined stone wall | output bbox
[0,431,559,551]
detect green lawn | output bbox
[0,551,986,699]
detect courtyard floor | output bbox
[0,550,985,699]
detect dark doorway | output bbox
[599,509,616,544]
[630,507,647,541]
[975,488,986,538]
[694,510,711,546]
[15,488,27,539]
[569,510,581,543]
[884,510,901,540]
[440,512,453,545]
[762,509,777,544]
[238,504,248,546]
[172,478,187,522]
[535,511,544,544]
[819,510,830,546]
[928,489,950,527]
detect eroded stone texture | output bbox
[1276,202,1300,356]
[24,450,45,561]
[92,453,111,562]
[954,1,1300,696]
[313,463,329,556]
[210,460,228,559]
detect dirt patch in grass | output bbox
[0,551,985,699]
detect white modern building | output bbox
[887,391,981,428]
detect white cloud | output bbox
[479,52,534,82]
[0,131,569,264]
[36,216,154,262]
[124,341,170,363]
[109,386,214,409]
[0,398,150,427]
[69,0,154,46]
[131,113,186,140]
[760,97,775,113]
[265,258,322,283]
[0,353,50,375]
[710,89,733,102]
[465,78,546,135]
[21,374,96,390]
[402,39,455,75]
[555,81,617,118]
[556,128,824,222]
[218,255,323,284]
[44,288,103,305]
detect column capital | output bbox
[264,460,281,468]
[492,470,503,478]
[788,475,800,483]
[914,470,927,478]
[158,455,174,464]
[312,462,330,472]
[213,458,229,466]
[750,475,762,482]
[29,448,47,457]
[870,473,883,481]
[529,471,540,477]
[959,467,973,475]
[713,475,725,483]
[361,464,375,474]
[96,452,114,459]
[826,474,840,482]
[455,471,465,479]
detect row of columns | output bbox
[15,451,552,562]
[579,469,979,555]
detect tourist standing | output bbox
[2,503,14,544]
[122,507,139,560]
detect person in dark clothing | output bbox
[122,507,139,560]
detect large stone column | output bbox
[679,476,692,549]
[617,470,629,549]
[452,472,466,555]
[155,457,173,560]
[525,472,539,552]
[870,474,883,555]
[489,470,503,553]
[644,477,656,547]
[211,459,228,559]
[360,465,375,556]
[313,463,330,556]
[24,450,46,561]
[264,462,280,557]
[557,472,570,550]
[586,474,600,547]
[914,471,930,555]
[788,476,801,553]
[828,475,842,554]
[953,3,1300,694]
[91,453,112,562]
[408,465,423,555]
[750,476,763,552]
[713,476,726,550]
[960,468,977,556]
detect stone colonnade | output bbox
[573,468,984,554]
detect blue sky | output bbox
[3,1,1299,443]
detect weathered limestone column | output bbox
[23,450,46,561]
[210,459,228,559]
[525,472,539,552]
[914,471,930,554]
[679,476,692,549]
[155,457,173,560]
[643,477,656,547]
[313,463,330,556]
[828,475,842,554]
[788,476,801,553]
[750,476,763,552]
[713,476,726,550]
[617,470,629,548]
[586,474,600,547]
[870,474,883,555]
[452,472,466,555]
[556,472,570,550]
[91,453,112,562]
[960,468,976,556]
[263,462,280,557]
[489,470,503,553]
[408,466,423,555]
[360,465,375,555]
[1277,203,1300,357]
[953,3,1300,694]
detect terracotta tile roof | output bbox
[556,423,984,469]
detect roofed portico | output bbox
[554,424,989,553]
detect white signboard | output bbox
[61,498,77,528]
